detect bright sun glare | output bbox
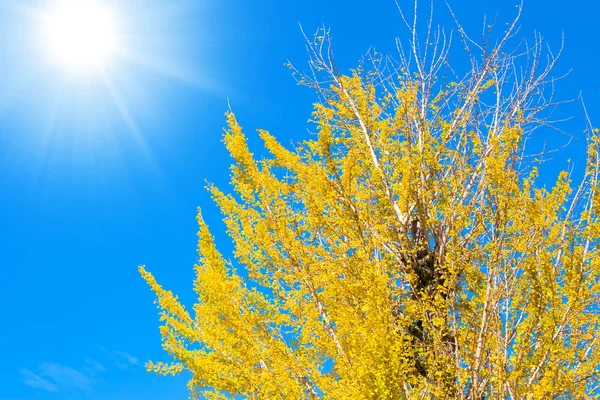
[41,0,118,72]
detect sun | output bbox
[41,0,118,72]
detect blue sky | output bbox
[1,0,599,399]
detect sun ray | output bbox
[2,0,216,184]
[100,71,162,174]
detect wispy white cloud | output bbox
[113,350,139,366]
[22,349,138,393]
[84,358,106,375]
[21,363,93,393]
[38,362,93,392]
[20,369,58,392]
[100,348,139,370]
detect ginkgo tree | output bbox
[140,4,600,399]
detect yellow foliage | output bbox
[140,69,600,398]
